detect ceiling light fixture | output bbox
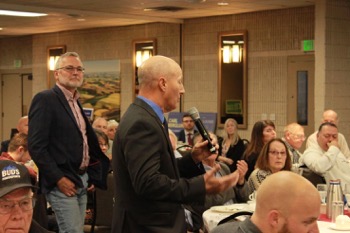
[0,10,47,17]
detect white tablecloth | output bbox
[202,203,253,232]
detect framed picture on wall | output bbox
[78,60,121,122]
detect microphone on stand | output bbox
[188,107,216,153]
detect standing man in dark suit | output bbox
[28,52,109,233]
[178,113,198,146]
[112,55,240,233]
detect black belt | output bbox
[78,167,87,175]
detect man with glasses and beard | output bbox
[28,52,109,233]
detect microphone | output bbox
[188,107,216,153]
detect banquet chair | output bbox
[85,173,115,233]
[217,211,253,225]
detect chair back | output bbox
[91,173,115,232]
[301,167,326,187]
[217,211,253,225]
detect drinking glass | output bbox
[332,201,344,223]
[317,184,327,204]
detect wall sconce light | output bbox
[47,45,66,88]
[133,39,156,98]
[135,47,153,67]
[49,55,60,70]
[222,40,243,63]
[222,45,231,63]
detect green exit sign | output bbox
[302,40,314,52]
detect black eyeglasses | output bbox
[0,197,36,214]
[57,66,85,73]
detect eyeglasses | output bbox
[289,132,305,140]
[0,197,36,214]
[57,66,85,73]
[269,151,287,157]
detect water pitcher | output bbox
[326,179,344,218]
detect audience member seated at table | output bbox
[306,109,350,158]
[0,133,36,182]
[301,122,350,187]
[92,117,108,134]
[200,133,250,205]
[168,129,183,158]
[106,119,119,157]
[185,133,250,232]
[107,119,118,141]
[282,122,305,166]
[94,129,111,160]
[211,171,321,233]
[0,115,28,153]
[247,138,292,192]
[94,129,113,175]
[177,113,198,146]
[282,122,325,186]
[217,118,247,172]
[243,120,276,180]
[0,133,56,231]
[0,160,54,233]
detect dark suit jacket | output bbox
[28,85,110,194]
[112,97,206,233]
[178,129,198,144]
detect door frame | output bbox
[287,54,315,151]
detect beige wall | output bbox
[0,1,349,145]
[0,36,32,70]
[182,7,315,139]
[31,23,182,114]
[316,0,350,135]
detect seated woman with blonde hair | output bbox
[217,118,247,172]
[248,138,292,192]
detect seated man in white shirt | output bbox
[306,109,350,158]
[302,122,350,188]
